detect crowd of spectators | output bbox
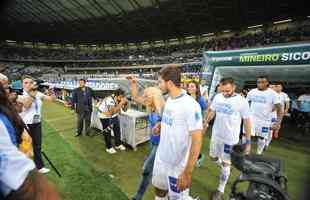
[0,23,309,64]
[40,62,202,82]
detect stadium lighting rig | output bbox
[202,33,214,36]
[273,19,292,24]
[248,24,263,29]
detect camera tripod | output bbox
[41,151,62,178]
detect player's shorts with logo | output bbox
[209,137,237,164]
[250,117,272,138]
[152,157,190,199]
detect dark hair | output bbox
[159,66,181,87]
[257,75,269,81]
[115,89,125,96]
[79,79,86,83]
[273,81,283,86]
[220,77,235,85]
[0,83,24,145]
[187,81,201,101]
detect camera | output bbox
[31,83,39,91]
[30,79,46,92]
[229,145,289,200]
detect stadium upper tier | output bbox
[1,23,309,65]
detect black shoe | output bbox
[263,145,268,152]
[75,133,82,137]
[211,190,223,200]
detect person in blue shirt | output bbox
[187,81,207,116]
[297,89,310,131]
[0,83,60,200]
[298,89,310,113]
[187,81,207,167]
[127,76,165,200]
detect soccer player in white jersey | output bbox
[152,66,203,200]
[246,76,282,155]
[271,82,290,139]
[267,84,279,149]
[204,77,252,200]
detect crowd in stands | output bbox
[0,22,309,64]
[0,60,202,81]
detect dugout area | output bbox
[203,43,310,96]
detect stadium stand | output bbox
[0,20,309,82]
[0,20,309,64]
[0,1,310,199]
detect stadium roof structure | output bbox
[0,0,308,44]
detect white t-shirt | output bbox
[0,120,35,197]
[210,93,251,145]
[272,92,290,119]
[298,94,310,112]
[97,96,118,119]
[19,91,46,124]
[279,92,290,111]
[247,88,280,123]
[156,93,203,168]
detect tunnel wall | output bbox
[203,43,310,97]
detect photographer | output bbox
[0,83,60,200]
[96,90,127,154]
[18,76,56,174]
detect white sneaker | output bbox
[183,195,200,200]
[38,168,50,174]
[106,148,117,154]
[115,144,126,151]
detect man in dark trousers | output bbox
[72,79,93,137]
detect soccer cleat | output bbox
[74,133,81,137]
[184,196,200,200]
[210,190,223,200]
[106,148,117,154]
[115,144,126,151]
[196,154,205,167]
[38,167,51,174]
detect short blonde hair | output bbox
[0,73,8,81]
[143,87,165,114]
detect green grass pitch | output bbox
[41,102,310,200]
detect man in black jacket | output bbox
[72,79,93,137]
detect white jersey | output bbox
[210,93,251,145]
[279,92,290,111]
[272,92,290,119]
[247,88,280,123]
[156,92,203,168]
[19,91,46,124]
[97,96,118,118]
[0,120,35,197]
